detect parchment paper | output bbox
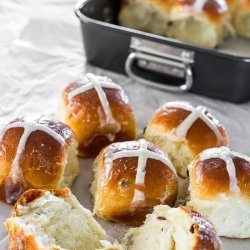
[0,0,250,249]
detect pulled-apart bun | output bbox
[122,205,222,250]
[5,188,106,250]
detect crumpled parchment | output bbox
[0,0,250,249]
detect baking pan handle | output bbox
[125,52,193,93]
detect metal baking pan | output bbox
[75,0,250,103]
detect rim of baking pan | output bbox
[75,0,250,62]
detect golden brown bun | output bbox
[122,204,222,250]
[57,74,136,157]
[0,116,79,204]
[226,0,237,12]
[168,0,233,48]
[119,0,172,36]
[188,147,250,238]
[91,139,178,226]
[144,101,228,177]
[233,0,250,38]
[188,146,250,200]
[122,0,172,9]
[179,206,222,250]
[6,188,106,250]
[119,0,233,48]
[173,0,229,21]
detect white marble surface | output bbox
[0,0,250,249]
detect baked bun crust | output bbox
[188,147,250,238]
[0,115,79,204]
[119,0,233,48]
[119,0,172,35]
[144,101,228,177]
[57,73,136,157]
[91,139,178,226]
[233,0,250,38]
[168,0,233,48]
[122,204,222,250]
[5,188,106,250]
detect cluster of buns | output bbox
[119,0,250,48]
[3,72,250,250]
[0,74,136,205]
[5,188,223,250]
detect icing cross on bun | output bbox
[0,115,79,204]
[91,139,178,226]
[68,74,122,131]
[188,146,250,238]
[57,73,136,157]
[144,101,228,177]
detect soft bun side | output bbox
[167,0,234,48]
[233,0,250,38]
[144,101,228,177]
[187,146,250,238]
[5,188,106,250]
[119,0,171,35]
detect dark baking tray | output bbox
[75,0,250,102]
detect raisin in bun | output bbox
[233,0,250,38]
[57,73,136,157]
[5,188,106,250]
[119,0,172,36]
[144,101,228,177]
[90,139,178,226]
[167,0,233,48]
[122,205,223,250]
[0,115,79,204]
[188,147,250,238]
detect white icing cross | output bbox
[68,73,122,128]
[160,101,223,143]
[1,116,65,203]
[105,139,177,204]
[199,147,250,194]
